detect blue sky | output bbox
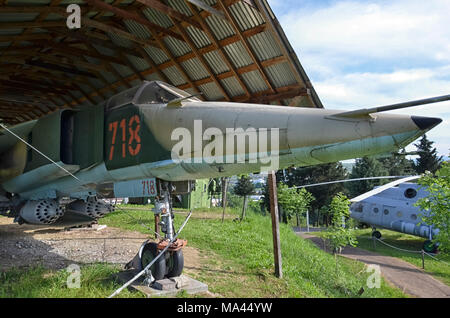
[268,0,450,157]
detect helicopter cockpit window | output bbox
[350,203,363,213]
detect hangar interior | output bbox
[0,0,322,125]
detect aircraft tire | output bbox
[166,249,184,278]
[140,242,166,280]
[372,231,382,239]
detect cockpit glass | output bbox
[136,82,177,104]
[106,81,201,111]
[106,86,140,109]
[136,82,200,105]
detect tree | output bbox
[277,184,315,227]
[379,151,415,176]
[279,162,348,214]
[346,156,388,198]
[415,161,450,253]
[322,193,358,276]
[233,175,255,221]
[414,134,443,174]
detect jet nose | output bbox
[411,116,443,130]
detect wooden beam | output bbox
[218,1,275,95]
[170,17,230,101]
[85,0,184,41]
[268,171,282,278]
[186,0,250,98]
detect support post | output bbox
[422,250,425,269]
[221,177,228,223]
[154,214,160,239]
[268,171,282,278]
[306,210,310,232]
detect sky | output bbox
[268,0,450,157]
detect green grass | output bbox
[0,263,144,298]
[100,205,406,298]
[352,229,450,286]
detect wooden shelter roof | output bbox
[0,0,323,125]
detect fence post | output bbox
[422,250,425,269]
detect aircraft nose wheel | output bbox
[140,242,166,281]
[140,239,187,281]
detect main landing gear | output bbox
[137,181,187,282]
[371,228,382,239]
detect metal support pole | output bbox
[268,171,282,278]
[221,177,228,223]
[306,210,310,232]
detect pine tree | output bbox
[282,162,349,211]
[233,175,254,221]
[346,156,388,197]
[414,134,443,174]
[379,151,415,176]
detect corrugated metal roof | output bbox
[241,70,268,93]
[265,62,297,88]
[205,14,235,41]
[143,46,169,65]
[199,81,224,100]
[0,0,323,124]
[247,31,282,61]
[229,1,265,31]
[223,41,253,68]
[185,25,211,48]
[203,50,229,75]
[162,65,187,86]
[181,58,210,81]
[221,76,245,97]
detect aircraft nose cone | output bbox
[411,116,442,130]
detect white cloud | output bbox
[269,0,450,156]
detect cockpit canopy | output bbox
[105,81,200,110]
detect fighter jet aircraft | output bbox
[0,80,445,279]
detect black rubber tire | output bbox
[372,231,382,239]
[140,242,166,280]
[166,249,184,278]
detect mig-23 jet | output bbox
[0,80,445,279]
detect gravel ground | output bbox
[0,216,200,272]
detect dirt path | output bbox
[297,231,450,298]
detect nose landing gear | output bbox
[137,181,187,283]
